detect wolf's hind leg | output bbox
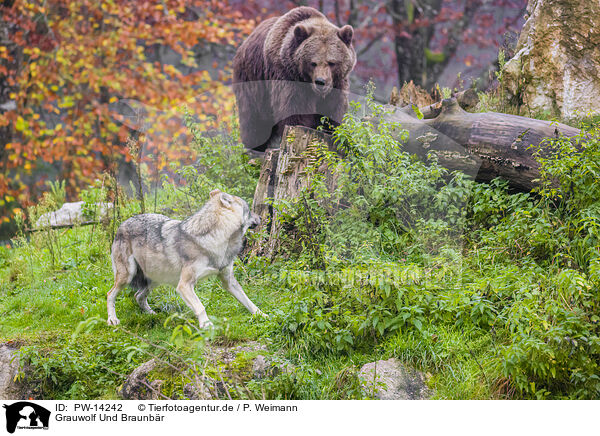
[107,248,135,326]
[135,284,156,314]
[107,278,127,326]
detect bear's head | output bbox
[292,21,356,97]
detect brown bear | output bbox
[233,6,356,153]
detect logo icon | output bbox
[2,402,50,434]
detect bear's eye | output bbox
[328,62,336,67]
[310,62,317,67]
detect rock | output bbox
[209,341,269,377]
[0,344,34,400]
[0,100,16,112]
[0,345,21,399]
[183,381,212,400]
[251,355,269,379]
[35,201,113,228]
[502,0,600,120]
[359,358,432,400]
[119,359,163,400]
[253,356,295,380]
[206,341,293,382]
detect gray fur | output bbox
[106,189,265,328]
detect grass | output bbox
[0,213,499,400]
[1,98,599,400]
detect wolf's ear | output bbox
[337,25,353,46]
[210,189,221,198]
[219,192,233,208]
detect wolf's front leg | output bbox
[218,263,267,317]
[176,268,213,328]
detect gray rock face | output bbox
[0,345,34,400]
[503,0,600,120]
[251,354,294,380]
[0,345,20,399]
[251,355,269,379]
[35,201,113,228]
[359,358,432,400]
[183,382,212,400]
[119,359,164,400]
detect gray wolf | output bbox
[233,6,356,152]
[106,189,265,328]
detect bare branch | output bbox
[357,30,387,57]
[356,2,386,29]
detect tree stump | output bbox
[250,126,335,257]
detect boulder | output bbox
[35,201,113,228]
[251,355,269,379]
[0,345,21,399]
[503,0,600,120]
[251,355,294,380]
[183,382,212,400]
[119,359,163,400]
[359,358,432,400]
[206,341,293,384]
[0,345,34,400]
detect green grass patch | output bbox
[2,96,599,399]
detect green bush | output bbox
[3,93,600,400]
[267,96,600,398]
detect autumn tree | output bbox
[0,0,252,225]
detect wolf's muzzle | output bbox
[248,213,261,229]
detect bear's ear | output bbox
[294,24,311,44]
[337,25,353,46]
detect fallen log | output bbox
[415,89,480,119]
[387,98,580,191]
[250,99,582,255]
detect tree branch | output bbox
[357,30,387,57]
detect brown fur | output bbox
[233,7,356,152]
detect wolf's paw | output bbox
[254,310,269,319]
[107,316,120,326]
[199,319,214,329]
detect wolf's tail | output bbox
[129,260,149,291]
[110,230,150,291]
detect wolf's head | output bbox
[209,189,260,233]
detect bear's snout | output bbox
[312,77,332,96]
[311,64,333,96]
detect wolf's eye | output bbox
[310,62,317,67]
